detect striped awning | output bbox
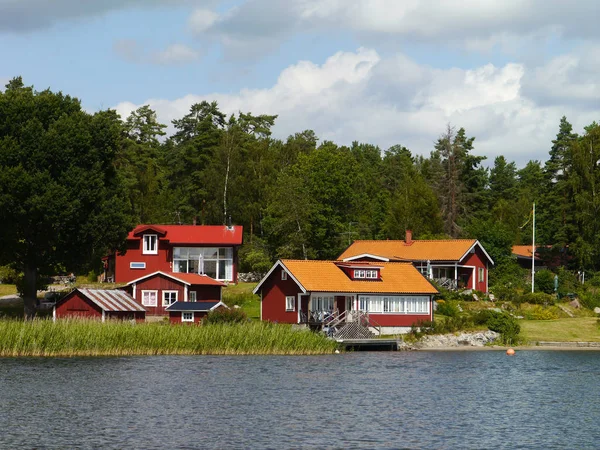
[77,288,145,312]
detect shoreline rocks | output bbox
[400,331,500,350]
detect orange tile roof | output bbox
[280,260,438,295]
[512,245,539,259]
[338,239,478,262]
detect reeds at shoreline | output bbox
[0,319,337,357]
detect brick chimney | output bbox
[405,229,413,245]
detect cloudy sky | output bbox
[1,0,598,166]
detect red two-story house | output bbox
[104,224,243,284]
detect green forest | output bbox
[1,78,600,311]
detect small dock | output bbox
[336,338,400,351]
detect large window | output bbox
[143,235,158,255]
[141,290,157,307]
[310,296,334,312]
[162,291,178,307]
[173,247,234,281]
[358,295,429,314]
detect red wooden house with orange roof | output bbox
[337,230,494,293]
[104,224,243,284]
[253,259,438,335]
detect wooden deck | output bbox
[336,338,400,351]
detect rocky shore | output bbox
[399,331,500,350]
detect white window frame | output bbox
[478,267,485,283]
[141,290,158,307]
[189,291,197,302]
[130,262,146,269]
[281,271,288,280]
[172,247,234,281]
[285,296,295,312]
[359,295,429,314]
[354,269,378,279]
[143,234,158,255]
[182,312,194,322]
[162,290,178,307]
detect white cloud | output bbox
[114,47,598,166]
[189,0,600,57]
[151,44,199,65]
[113,39,200,66]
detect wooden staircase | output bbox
[331,311,381,340]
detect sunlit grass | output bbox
[0,284,17,297]
[520,318,600,343]
[0,319,336,356]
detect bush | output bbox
[534,270,556,294]
[472,309,497,326]
[0,266,18,284]
[521,305,559,320]
[578,292,600,311]
[516,292,555,306]
[436,300,460,318]
[490,285,519,303]
[486,312,521,344]
[204,308,247,325]
[222,292,259,308]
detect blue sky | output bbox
[1,0,599,166]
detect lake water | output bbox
[1,351,599,449]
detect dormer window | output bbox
[354,269,378,279]
[143,234,158,255]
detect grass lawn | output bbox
[0,284,17,297]
[520,317,600,343]
[223,282,260,320]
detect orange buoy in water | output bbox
[506,348,515,356]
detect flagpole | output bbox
[531,202,536,293]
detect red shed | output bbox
[126,271,225,316]
[165,301,228,324]
[53,288,146,322]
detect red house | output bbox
[53,288,146,322]
[253,260,438,335]
[338,230,494,293]
[104,224,243,284]
[165,301,228,324]
[124,271,225,316]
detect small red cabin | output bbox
[53,288,146,322]
[125,271,225,316]
[165,301,228,324]
[104,224,243,284]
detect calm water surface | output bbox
[1,351,599,449]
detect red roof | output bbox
[128,225,243,245]
[127,271,226,287]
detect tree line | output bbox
[0,78,598,315]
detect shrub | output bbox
[472,309,497,326]
[490,285,519,303]
[204,308,247,325]
[534,269,556,294]
[222,292,259,308]
[516,292,555,306]
[436,300,460,318]
[578,292,600,311]
[486,312,521,344]
[521,305,559,320]
[0,266,18,284]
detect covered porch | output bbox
[414,261,477,291]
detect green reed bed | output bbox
[0,319,337,357]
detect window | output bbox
[130,262,146,269]
[310,296,334,312]
[354,269,378,279]
[281,270,288,280]
[141,290,157,307]
[173,247,234,281]
[182,312,194,322]
[358,295,428,314]
[143,235,158,255]
[163,291,178,307]
[285,296,295,311]
[189,291,197,302]
[478,268,485,283]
